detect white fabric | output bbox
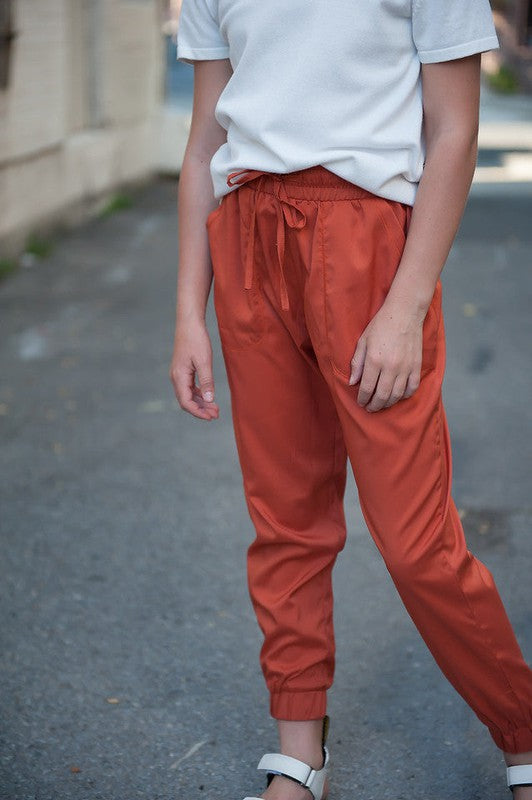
[507,764,532,788]
[177,0,499,204]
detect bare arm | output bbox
[350,54,481,412]
[170,57,232,420]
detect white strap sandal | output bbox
[243,715,330,800]
[507,764,532,792]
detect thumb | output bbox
[349,337,366,385]
[195,362,215,402]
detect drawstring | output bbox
[227,169,265,188]
[271,177,307,310]
[226,170,307,311]
[244,194,257,294]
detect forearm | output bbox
[175,148,220,327]
[386,130,478,317]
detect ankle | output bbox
[281,744,325,771]
[504,750,532,799]
[504,752,532,766]
[277,718,326,770]
[512,788,532,800]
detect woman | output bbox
[169,1,532,797]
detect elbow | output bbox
[456,120,479,154]
[425,121,479,165]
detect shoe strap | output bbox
[507,764,532,789]
[257,746,329,800]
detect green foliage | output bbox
[487,64,520,93]
[99,192,134,217]
[25,234,53,259]
[0,259,17,281]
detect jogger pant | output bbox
[205,165,532,753]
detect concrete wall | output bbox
[0,0,165,256]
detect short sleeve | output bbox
[412,0,499,64]
[177,0,229,63]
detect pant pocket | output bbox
[206,188,266,350]
[375,197,411,261]
[419,278,442,379]
[330,280,442,384]
[322,196,440,382]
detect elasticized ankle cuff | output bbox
[270,689,327,720]
[489,724,532,754]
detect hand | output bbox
[169,319,220,421]
[349,297,426,412]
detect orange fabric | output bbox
[206,165,532,753]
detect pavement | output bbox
[473,84,532,192]
[1,90,532,800]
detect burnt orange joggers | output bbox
[205,165,532,753]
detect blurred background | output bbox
[0,0,531,259]
[0,3,531,800]
[1,0,183,260]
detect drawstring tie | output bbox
[226,169,307,311]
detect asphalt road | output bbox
[0,177,531,800]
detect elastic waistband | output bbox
[228,166,378,201]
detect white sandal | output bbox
[507,764,532,792]
[243,715,330,800]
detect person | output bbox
[169,1,532,797]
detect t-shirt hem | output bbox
[212,166,419,206]
[417,35,499,64]
[177,44,230,63]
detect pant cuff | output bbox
[270,689,327,720]
[489,724,532,754]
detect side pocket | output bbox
[376,197,440,378]
[206,187,266,350]
[206,195,226,230]
[329,280,442,384]
[375,198,411,261]
[420,279,442,378]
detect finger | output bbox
[365,372,397,412]
[170,363,192,406]
[403,369,421,399]
[192,384,219,418]
[356,358,381,407]
[349,337,367,386]
[383,375,408,408]
[184,389,218,420]
[194,358,216,403]
[174,365,216,420]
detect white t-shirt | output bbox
[177,0,499,204]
